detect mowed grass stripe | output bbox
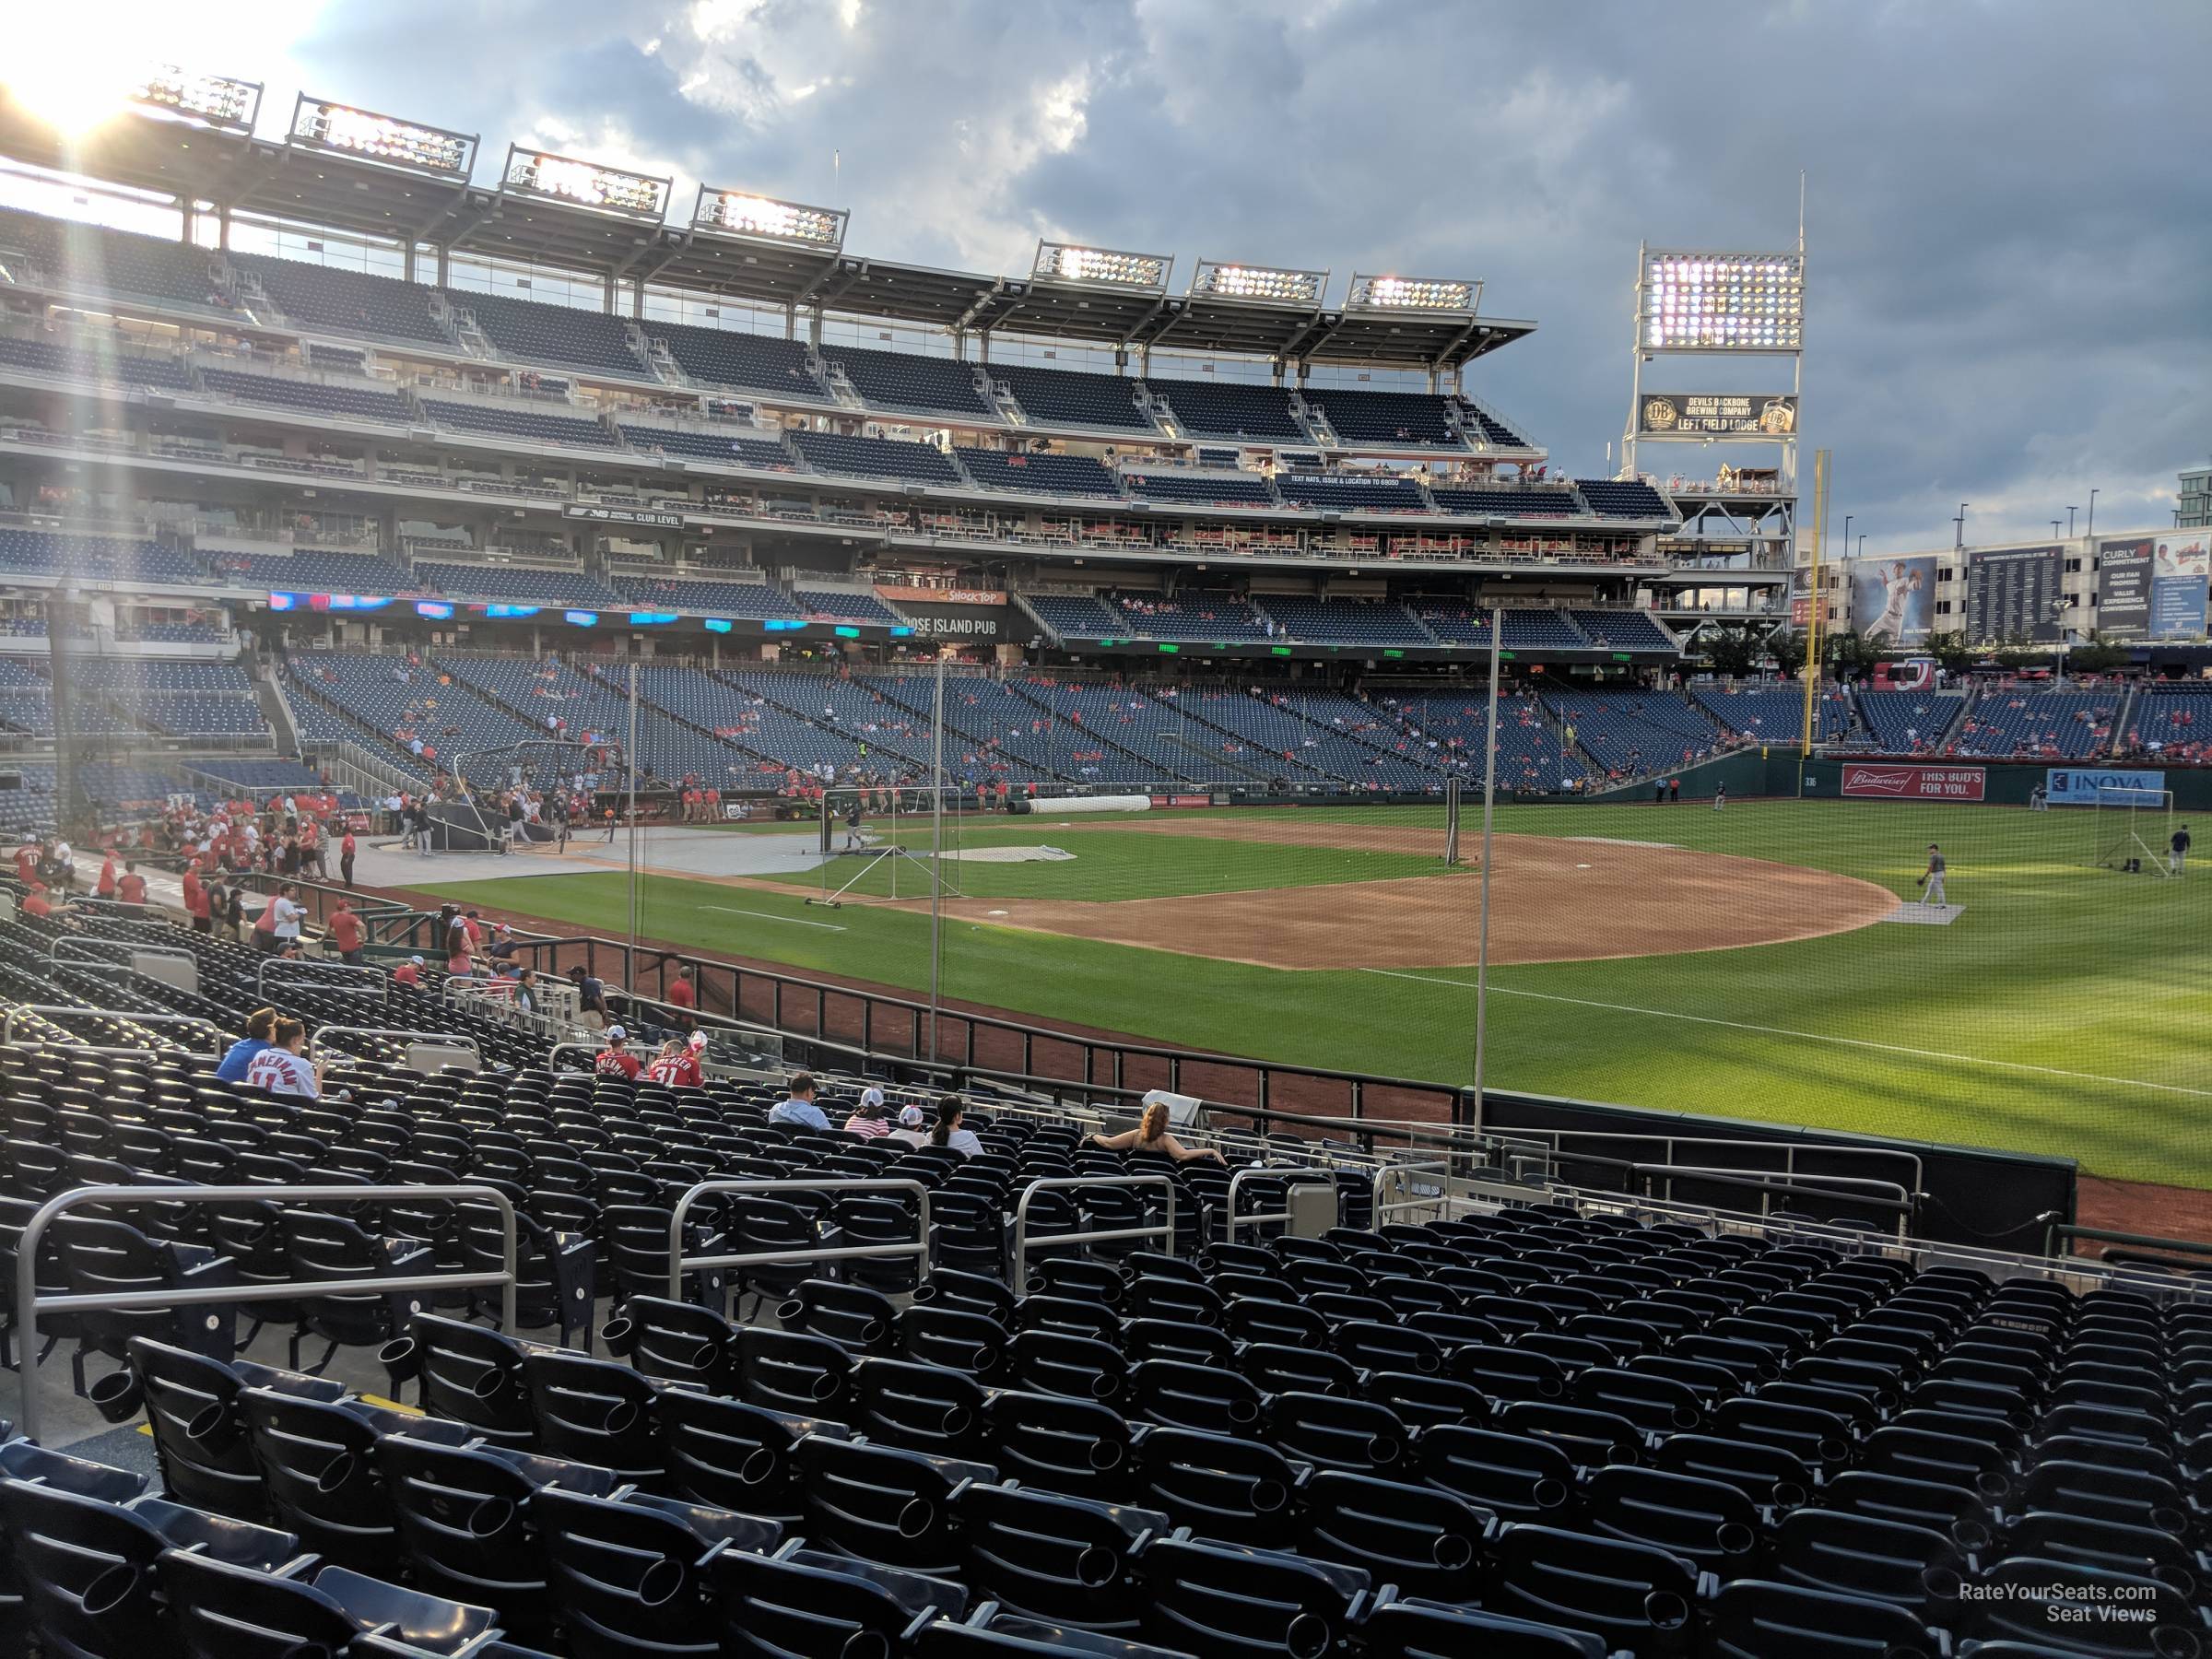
[421,797,2211,1184]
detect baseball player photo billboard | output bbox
[1849,555,1936,647]
[2150,535,2210,640]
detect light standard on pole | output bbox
[1842,514,1853,560]
[2051,520,2062,540]
[2066,505,2077,538]
[1954,503,1970,549]
[2087,488,2099,537]
[1858,535,1867,559]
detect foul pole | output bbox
[1471,606,1503,1117]
[626,658,641,988]
[1800,447,1831,758]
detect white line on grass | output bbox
[703,905,848,932]
[1358,967,2212,1099]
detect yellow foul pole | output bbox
[1800,447,1830,758]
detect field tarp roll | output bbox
[1017,794,1152,816]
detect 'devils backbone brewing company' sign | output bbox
[1638,394,1798,437]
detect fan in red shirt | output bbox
[642,1032,707,1088]
[594,1024,643,1079]
[21,884,54,919]
[182,863,212,933]
[93,853,119,899]
[393,955,425,988]
[14,843,40,884]
[116,864,148,905]
[328,900,366,965]
[666,967,698,1018]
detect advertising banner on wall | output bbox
[2095,536,2156,640]
[2045,766,2166,806]
[1637,393,1799,436]
[1841,763,1988,801]
[1965,545,2067,643]
[2150,534,2211,640]
[1847,556,1936,646]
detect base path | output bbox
[896,827,1901,970]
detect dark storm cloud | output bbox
[278,0,2209,550]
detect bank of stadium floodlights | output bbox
[288,96,477,179]
[1623,245,1806,562]
[500,145,671,220]
[131,65,261,132]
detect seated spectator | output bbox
[887,1103,931,1147]
[767,1072,830,1130]
[643,1031,707,1088]
[486,924,522,964]
[926,1095,984,1159]
[843,1086,891,1138]
[244,1017,322,1100]
[117,862,148,905]
[393,954,425,988]
[214,1007,279,1082]
[594,1023,641,1079]
[1088,1095,1226,1164]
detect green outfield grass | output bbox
[420,799,2210,1184]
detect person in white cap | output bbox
[393,954,426,990]
[888,1102,931,1147]
[594,1023,641,1079]
[843,1085,891,1138]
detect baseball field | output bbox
[418,797,2208,1185]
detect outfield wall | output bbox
[1593,752,2212,808]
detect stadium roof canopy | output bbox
[0,90,1534,371]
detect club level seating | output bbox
[454,288,646,377]
[616,423,797,470]
[305,343,366,372]
[1300,386,1464,447]
[1565,610,1677,652]
[0,334,196,390]
[651,320,825,396]
[790,431,961,485]
[1257,598,1431,646]
[414,562,620,608]
[1108,591,1272,642]
[989,361,1155,430]
[112,620,231,644]
[206,547,418,595]
[1850,690,1958,753]
[1119,470,1279,508]
[230,251,452,346]
[609,576,803,618]
[794,589,906,626]
[1023,594,1124,637]
[0,530,203,586]
[198,367,412,423]
[1430,487,1584,517]
[824,344,994,417]
[953,449,1124,497]
[1543,689,1727,774]
[420,398,617,450]
[1953,688,2118,761]
[1693,686,1854,745]
[1575,478,1672,519]
[1276,475,1430,513]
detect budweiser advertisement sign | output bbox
[1841,764,1986,802]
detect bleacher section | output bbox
[1953,688,2118,760]
[1111,591,1271,641]
[420,397,616,449]
[983,679,1183,785]
[2124,682,2212,762]
[1430,486,1583,517]
[991,362,1154,430]
[1575,477,1672,519]
[1023,594,1123,638]
[794,588,906,626]
[1119,469,1278,508]
[822,345,994,418]
[1146,376,1307,441]
[231,251,451,346]
[860,672,1065,784]
[1300,386,1462,446]
[0,530,202,586]
[617,423,797,470]
[281,653,536,782]
[0,334,196,391]
[1544,688,1727,776]
[654,323,825,395]
[659,666,923,780]
[1850,689,1959,754]
[790,431,960,484]
[954,449,1123,497]
[610,575,804,618]
[1566,609,1677,652]
[1388,689,1588,791]
[197,367,410,423]
[1257,598,1430,646]
[1458,400,1533,446]
[455,289,644,377]
[1693,684,1853,745]
[206,547,417,594]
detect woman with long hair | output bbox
[927,1095,983,1159]
[1088,1097,1225,1164]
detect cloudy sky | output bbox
[13,0,2212,552]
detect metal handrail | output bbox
[1222,1164,1336,1245]
[259,959,388,1003]
[0,1006,226,1052]
[309,1026,482,1064]
[50,935,198,973]
[1374,1159,1453,1222]
[1012,1175,1174,1288]
[15,1182,518,1444]
[666,1178,933,1301]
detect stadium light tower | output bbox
[500,145,670,220]
[1955,503,1970,548]
[289,95,477,178]
[1188,259,1328,308]
[693,186,848,251]
[1347,273,1482,313]
[1032,241,1171,293]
